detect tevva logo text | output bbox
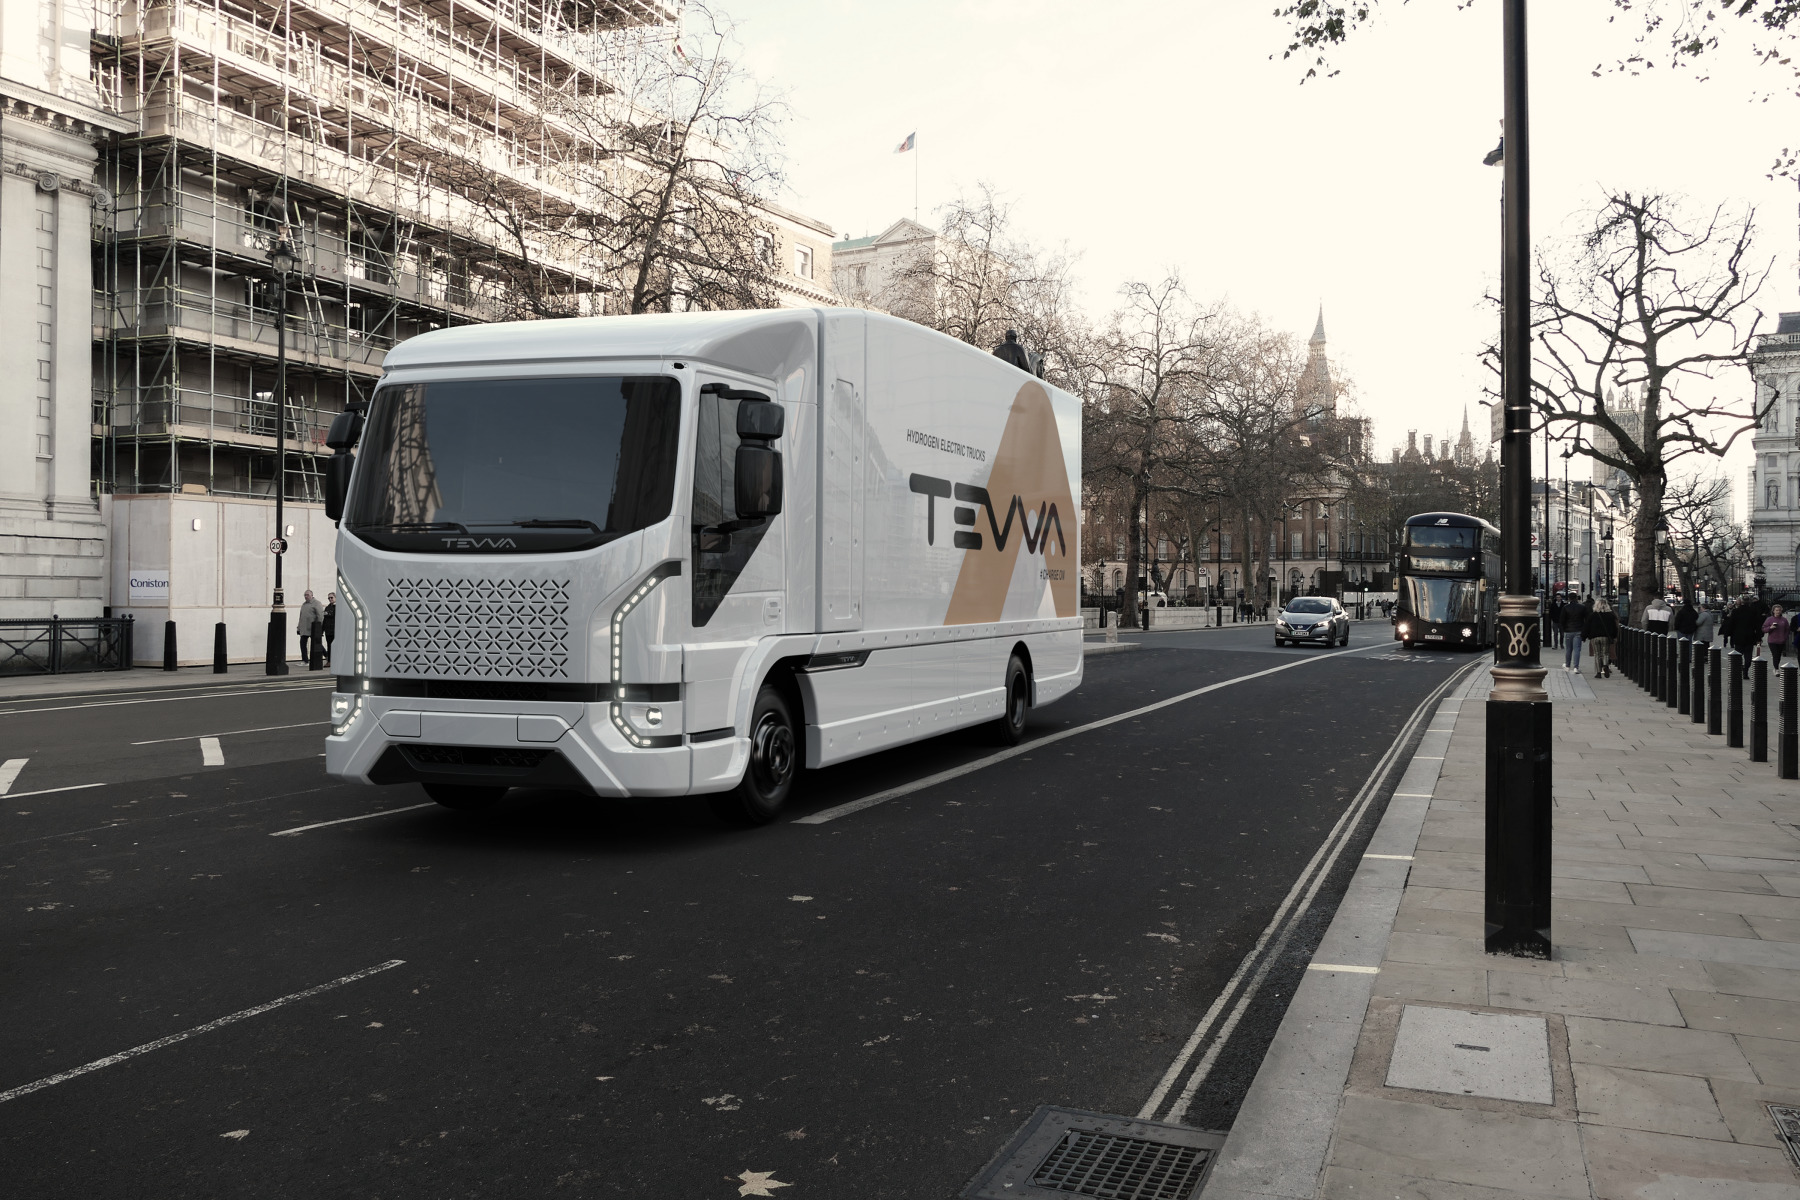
[908,474,1067,556]
[440,536,519,550]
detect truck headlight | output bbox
[330,692,362,735]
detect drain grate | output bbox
[1774,1105,1800,1172]
[963,1107,1223,1200]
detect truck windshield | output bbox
[348,376,681,553]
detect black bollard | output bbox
[1652,635,1664,701]
[1708,646,1723,736]
[162,620,177,671]
[1670,644,1684,719]
[213,622,228,674]
[1684,644,1699,726]
[1752,658,1769,763]
[1782,665,1799,781]
[1728,650,1745,748]
[1666,637,1681,709]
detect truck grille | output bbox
[383,578,571,678]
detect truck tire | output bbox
[424,783,505,811]
[996,654,1030,745]
[711,684,798,826]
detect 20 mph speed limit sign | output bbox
[270,537,288,556]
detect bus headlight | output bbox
[1462,627,1474,638]
[1397,622,1410,636]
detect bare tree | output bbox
[1081,277,1225,628]
[435,4,787,319]
[881,183,1080,382]
[1523,191,1770,623]
[1662,474,1751,601]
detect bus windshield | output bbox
[348,376,681,552]
[1405,576,1481,623]
[1408,526,1477,549]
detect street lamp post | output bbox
[1602,524,1615,603]
[264,238,297,676]
[1561,445,1572,598]
[1485,0,1552,959]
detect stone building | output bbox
[1748,312,1800,590]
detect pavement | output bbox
[0,660,330,701]
[1204,653,1800,1199]
[1,620,1470,1197]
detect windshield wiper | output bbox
[500,518,605,533]
[355,521,469,534]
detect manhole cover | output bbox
[1773,1105,1800,1172]
[963,1106,1224,1200]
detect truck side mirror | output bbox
[734,445,783,518]
[323,407,364,524]
[736,399,783,440]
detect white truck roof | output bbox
[381,309,822,382]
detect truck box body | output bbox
[324,308,1082,799]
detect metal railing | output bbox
[0,617,135,676]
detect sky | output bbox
[721,0,1800,512]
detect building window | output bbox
[1221,534,1232,557]
[1317,532,1327,556]
[854,264,866,289]
[794,245,813,280]
[1291,532,1303,556]
[755,234,773,265]
[1157,536,1169,560]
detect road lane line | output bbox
[6,783,105,800]
[132,721,326,746]
[0,686,333,718]
[200,737,225,766]
[0,758,26,795]
[1138,655,1484,1122]
[270,803,435,837]
[0,959,405,1105]
[795,643,1393,826]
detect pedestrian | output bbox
[1672,599,1698,641]
[296,589,324,664]
[323,592,338,656]
[1584,597,1619,679]
[1693,603,1716,649]
[1645,594,1672,635]
[1764,604,1792,669]
[1731,594,1766,677]
[1547,595,1565,647]
[1560,593,1588,671]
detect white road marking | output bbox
[132,721,326,746]
[1138,656,1484,1123]
[0,685,333,718]
[270,803,435,837]
[199,738,225,767]
[796,643,1393,826]
[0,759,26,795]
[1363,853,1414,860]
[5,783,105,800]
[0,959,405,1105]
[1308,963,1380,974]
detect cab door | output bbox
[680,374,786,736]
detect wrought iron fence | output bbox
[0,617,135,676]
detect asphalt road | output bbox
[2,622,1473,1198]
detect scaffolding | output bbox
[89,0,677,500]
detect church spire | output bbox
[1310,306,1326,345]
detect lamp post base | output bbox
[265,610,289,676]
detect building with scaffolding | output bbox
[1,0,839,657]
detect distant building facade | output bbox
[1748,312,1800,590]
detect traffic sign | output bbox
[270,537,288,556]
[1540,551,1553,562]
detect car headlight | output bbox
[1277,621,1290,630]
[1462,627,1474,638]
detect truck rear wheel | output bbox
[996,654,1030,745]
[711,684,798,826]
[424,783,505,811]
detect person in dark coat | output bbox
[1672,601,1699,640]
[1730,596,1768,677]
[1583,598,1619,678]
[323,592,338,655]
[1547,596,1565,647]
[1560,596,1589,670]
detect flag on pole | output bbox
[894,132,915,153]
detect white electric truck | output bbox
[321,308,1082,823]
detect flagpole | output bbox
[914,138,920,223]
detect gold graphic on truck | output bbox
[917,381,1076,624]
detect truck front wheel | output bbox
[996,654,1030,745]
[711,684,798,826]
